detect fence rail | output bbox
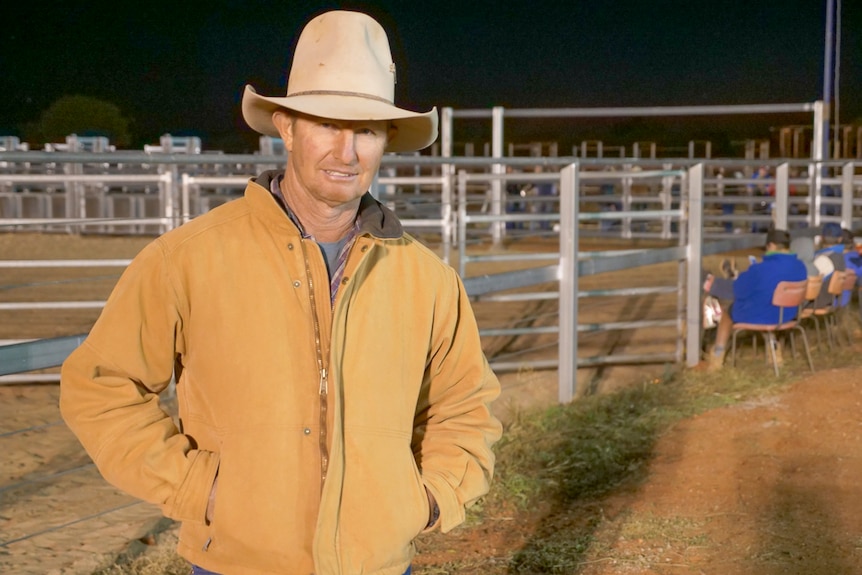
[1,151,861,397]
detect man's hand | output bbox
[424,486,439,528]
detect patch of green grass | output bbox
[510,526,597,575]
[487,372,677,512]
[616,513,710,546]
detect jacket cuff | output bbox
[166,449,220,523]
[422,476,464,533]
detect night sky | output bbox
[2,0,859,153]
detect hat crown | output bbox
[240,10,438,152]
[287,11,395,104]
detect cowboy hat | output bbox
[242,10,438,153]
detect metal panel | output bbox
[0,335,87,376]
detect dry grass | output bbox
[90,530,187,575]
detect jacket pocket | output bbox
[205,427,320,572]
[338,433,428,570]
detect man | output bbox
[844,233,862,311]
[704,229,807,370]
[844,233,862,285]
[812,227,849,308]
[60,11,501,575]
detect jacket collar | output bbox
[250,170,403,240]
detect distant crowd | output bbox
[702,225,861,372]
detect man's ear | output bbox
[272,111,294,151]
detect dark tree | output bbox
[26,95,132,147]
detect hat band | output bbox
[287,89,394,105]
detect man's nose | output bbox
[333,130,358,163]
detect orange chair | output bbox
[808,270,847,350]
[797,274,823,348]
[730,279,814,377]
[836,269,858,345]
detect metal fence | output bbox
[8,155,858,400]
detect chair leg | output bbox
[794,326,816,373]
[830,314,842,348]
[811,316,825,351]
[731,330,739,368]
[824,315,836,350]
[842,309,854,345]
[766,333,780,377]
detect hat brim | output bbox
[242,85,438,153]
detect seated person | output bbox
[844,233,862,279]
[812,228,850,308]
[788,227,826,312]
[789,227,820,278]
[843,232,862,305]
[705,229,808,370]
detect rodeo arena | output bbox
[2,101,862,573]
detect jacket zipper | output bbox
[300,239,329,488]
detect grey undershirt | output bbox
[318,237,350,280]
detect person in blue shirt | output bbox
[706,229,808,371]
[813,228,851,307]
[844,234,862,280]
[842,232,862,307]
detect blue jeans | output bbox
[193,566,411,575]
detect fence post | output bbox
[441,107,456,260]
[181,173,192,225]
[661,163,673,239]
[457,169,469,278]
[491,106,504,247]
[158,166,177,233]
[686,163,704,367]
[841,162,854,230]
[621,164,632,239]
[774,163,789,231]
[811,100,825,228]
[558,162,579,403]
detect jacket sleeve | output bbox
[59,240,219,523]
[412,268,503,533]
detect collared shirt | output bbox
[270,174,360,306]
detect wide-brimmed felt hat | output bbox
[242,10,438,153]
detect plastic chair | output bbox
[809,270,846,350]
[836,269,858,345]
[797,274,823,348]
[730,279,814,377]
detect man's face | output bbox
[275,112,391,207]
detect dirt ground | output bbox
[412,364,862,575]
[3,232,862,574]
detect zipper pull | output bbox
[319,368,327,395]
